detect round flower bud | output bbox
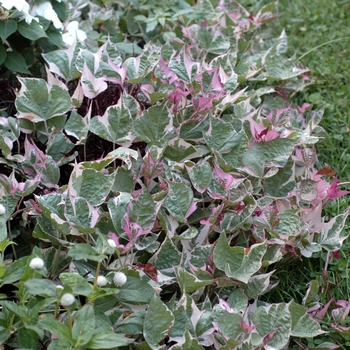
[113,272,127,287]
[29,257,44,270]
[107,239,117,248]
[0,204,5,215]
[96,275,108,287]
[60,293,75,306]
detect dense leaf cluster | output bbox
[0,0,349,349]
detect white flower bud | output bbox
[60,293,75,306]
[0,204,5,215]
[29,257,44,270]
[96,275,108,287]
[107,239,117,248]
[113,272,127,287]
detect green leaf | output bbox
[125,47,160,84]
[39,318,71,341]
[266,54,309,80]
[117,276,155,305]
[175,267,213,293]
[0,256,28,285]
[204,117,242,153]
[48,339,74,350]
[0,300,27,318]
[128,190,155,229]
[24,278,58,298]
[90,104,134,144]
[0,19,17,41]
[0,44,6,65]
[318,211,349,251]
[242,271,276,299]
[65,110,89,142]
[4,51,30,74]
[68,243,107,263]
[171,328,204,350]
[163,138,197,162]
[165,181,193,223]
[198,28,230,54]
[18,328,38,350]
[84,332,134,349]
[144,295,174,349]
[72,304,95,347]
[134,104,173,145]
[242,138,295,177]
[115,42,143,55]
[289,301,324,338]
[252,303,291,349]
[218,310,244,340]
[150,236,181,272]
[18,20,47,40]
[59,272,94,296]
[187,160,212,193]
[115,311,145,334]
[70,165,114,206]
[16,78,71,122]
[108,193,132,234]
[43,43,81,81]
[213,233,267,283]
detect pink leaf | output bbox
[327,177,350,200]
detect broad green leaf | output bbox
[274,209,302,237]
[68,243,107,262]
[0,300,27,318]
[16,78,71,122]
[117,276,155,305]
[318,211,349,251]
[134,104,173,146]
[115,42,143,55]
[187,160,212,193]
[0,19,17,41]
[90,104,134,144]
[150,237,181,272]
[59,272,93,297]
[4,51,30,74]
[163,138,197,162]
[18,328,38,350]
[170,329,204,350]
[252,303,291,349]
[204,117,242,153]
[125,46,161,84]
[43,42,81,81]
[65,110,89,142]
[165,181,193,223]
[170,294,199,338]
[39,318,71,341]
[198,28,230,54]
[65,196,99,232]
[70,166,114,206]
[72,304,95,347]
[0,256,28,285]
[115,311,145,334]
[242,138,295,177]
[266,54,309,80]
[128,190,155,229]
[242,271,276,299]
[108,193,132,234]
[174,227,198,240]
[213,233,267,283]
[24,279,58,298]
[227,289,248,313]
[18,20,47,40]
[175,267,213,293]
[289,301,324,338]
[46,130,75,162]
[48,339,75,350]
[218,310,244,340]
[144,295,174,349]
[84,332,134,349]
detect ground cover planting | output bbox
[0,0,349,348]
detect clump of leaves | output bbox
[0,0,349,349]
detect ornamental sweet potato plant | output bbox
[0,0,349,349]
